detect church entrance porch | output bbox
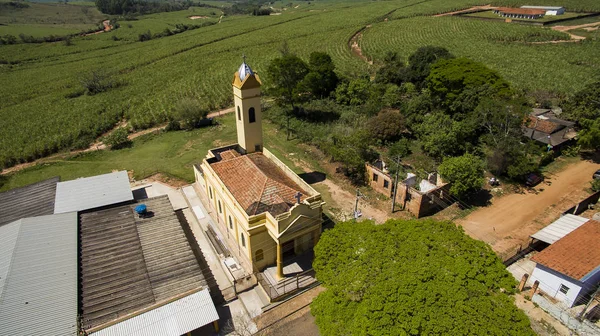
[258,250,317,302]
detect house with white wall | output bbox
[529,220,600,307]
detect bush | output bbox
[174,98,208,130]
[165,119,181,132]
[591,179,600,192]
[103,127,130,149]
[79,70,118,95]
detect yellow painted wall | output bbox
[233,84,262,153]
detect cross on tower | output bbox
[242,54,247,64]
[295,192,302,204]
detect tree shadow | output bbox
[299,171,326,184]
[462,189,493,207]
[581,150,600,164]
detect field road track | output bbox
[0,106,234,175]
[433,4,496,17]
[457,159,600,258]
[551,20,600,40]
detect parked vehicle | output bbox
[593,169,600,180]
[525,173,543,187]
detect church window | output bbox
[218,200,222,213]
[249,107,256,123]
[237,106,241,120]
[229,216,233,229]
[241,233,246,247]
[255,249,264,261]
[209,187,213,199]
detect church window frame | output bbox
[249,107,256,123]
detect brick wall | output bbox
[365,163,393,197]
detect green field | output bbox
[1,0,599,171]
[0,2,106,36]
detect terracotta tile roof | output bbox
[497,7,546,15]
[526,116,562,134]
[531,220,600,280]
[220,149,241,161]
[210,153,308,217]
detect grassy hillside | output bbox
[0,0,599,170]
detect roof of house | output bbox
[0,212,78,336]
[531,214,590,244]
[0,177,59,227]
[79,195,206,332]
[532,220,600,281]
[90,288,218,336]
[54,171,133,214]
[521,6,564,10]
[210,152,309,217]
[497,7,546,15]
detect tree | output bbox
[374,51,406,85]
[312,219,534,336]
[427,58,512,115]
[578,118,600,150]
[563,80,600,122]
[299,52,339,99]
[438,153,485,198]
[80,69,117,95]
[103,127,130,149]
[334,78,372,106]
[405,45,454,89]
[416,112,477,159]
[174,98,208,131]
[366,109,405,144]
[266,54,309,139]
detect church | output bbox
[195,60,324,279]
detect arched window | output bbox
[248,107,256,123]
[241,233,246,247]
[237,106,241,120]
[255,249,264,262]
[209,187,213,199]
[228,216,233,229]
[218,200,222,213]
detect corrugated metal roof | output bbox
[0,212,78,336]
[0,177,59,227]
[531,214,589,244]
[54,171,133,214]
[91,288,218,336]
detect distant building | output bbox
[366,160,394,197]
[494,7,546,19]
[521,5,565,15]
[196,61,324,280]
[523,108,576,148]
[530,220,600,307]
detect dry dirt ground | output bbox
[433,4,496,17]
[457,159,600,258]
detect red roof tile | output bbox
[210,153,308,217]
[526,116,562,134]
[497,7,546,15]
[531,220,600,280]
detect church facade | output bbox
[195,61,324,279]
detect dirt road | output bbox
[433,5,496,17]
[458,159,600,258]
[551,21,600,40]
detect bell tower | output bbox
[232,57,263,153]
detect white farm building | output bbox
[520,6,565,15]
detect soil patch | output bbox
[189,16,209,19]
[349,27,373,65]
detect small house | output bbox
[530,220,600,307]
[522,108,576,149]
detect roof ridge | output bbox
[253,178,269,216]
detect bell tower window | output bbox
[237,106,241,120]
[249,107,256,123]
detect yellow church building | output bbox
[195,61,324,279]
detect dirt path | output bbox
[83,20,112,36]
[551,21,600,40]
[348,26,373,65]
[457,159,600,258]
[0,106,235,175]
[433,4,496,17]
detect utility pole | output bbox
[354,188,360,219]
[391,156,401,213]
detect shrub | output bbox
[103,127,130,149]
[174,98,208,130]
[80,70,118,95]
[165,119,181,132]
[591,179,600,192]
[138,30,152,42]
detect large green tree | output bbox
[300,52,339,99]
[266,54,309,139]
[405,45,454,89]
[563,80,600,122]
[438,153,485,198]
[312,219,534,336]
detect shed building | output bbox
[0,176,59,227]
[530,220,600,307]
[0,212,78,336]
[520,5,565,15]
[530,214,589,245]
[494,7,546,19]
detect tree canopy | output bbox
[312,219,533,336]
[367,109,406,144]
[438,153,485,198]
[300,52,339,99]
[405,45,454,89]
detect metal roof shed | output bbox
[54,171,133,214]
[530,214,589,244]
[91,288,219,336]
[0,212,78,336]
